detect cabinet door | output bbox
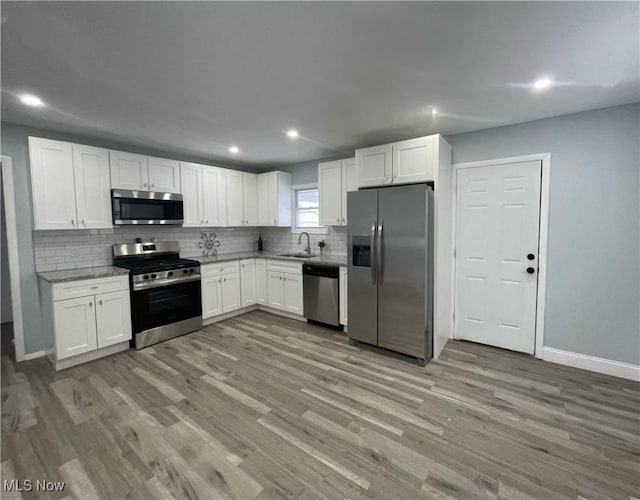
[73,145,112,229]
[273,172,292,227]
[109,150,148,190]
[257,173,271,226]
[356,144,392,187]
[180,162,203,227]
[29,137,77,230]
[339,267,348,326]
[54,297,97,360]
[255,259,268,305]
[202,166,227,227]
[392,136,434,184]
[318,160,343,226]
[202,275,223,319]
[95,289,132,348]
[283,273,303,315]
[240,259,257,307]
[340,158,357,226]
[147,157,181,193]
[242,173,258,226]
[222,272,241,313]
[267,271,285,310]
[226,170,244,226]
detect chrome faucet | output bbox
[297,232,311,255]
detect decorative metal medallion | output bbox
[198,232,221,256]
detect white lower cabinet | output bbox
[266,260,303,314]
[339,267,348,326]
[256,259,268,305]
[267,271,286,310]
[201,262,241,318]
[222,272,241,313]
[283,273,303,315]
[202,275,223,319]
[43,275,132,367]
[240,259,257,307]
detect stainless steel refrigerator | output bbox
[347,184,434,365]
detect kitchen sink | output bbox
[278,253,315,259]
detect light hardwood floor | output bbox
[2,311,639,499]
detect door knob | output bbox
[527,253,535,260]
[526,267,535,274]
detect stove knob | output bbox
[183,269,189,274]
[143,275,150,280]
[167,271,173,277]
[189,269,194,273]
[150,274,157,279]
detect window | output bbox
[292,184,328,234]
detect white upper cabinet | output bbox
[202,166,227,227]
[29,137,112,230]
[180,162,203,227]
[109,150,149,190]
[243,173,258,226]
[258,171,292,227]
[226,170,245,226]
[356,134,445,188]
[180,162,227,227]
[319,160,343,226]
[147,156,181,193]
[319,158,357,226]
[392,136,435,184]
[29,137,77,230]
[73,145,112,229]
[356,144,392,187]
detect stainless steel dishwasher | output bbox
[303,263,342,328]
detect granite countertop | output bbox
[38,265,130,283]
[193,251,347,267]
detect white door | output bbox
[242,173,258,226]
[339,267,348,326]
[222,272,241,313]
[340,158,358,226]
[356,144,392,187]
[202,166,227,227]
[180,163,203,227]
[257,173,271,226]
[283,273,303,315]
[318,160,343,226]
[54,296,97,360]
[267,271,285,310]
[455,161,542,354]
[226,170,244,226]
[392,136,434,184]
[28,137,77,230]
[147,157,181,193]
[202,275,223,319]
[95,289,132,348]
[72,145,112,229]
[240,259,257,307]
[109,151,148,190]
[256,259,268,305]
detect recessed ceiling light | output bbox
[533,78,552,89]
[431,107,437,115]
[228,146,239,154]
[286,129,299,139]
[19,93,44,107]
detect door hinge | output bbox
[453,248,456,258]
[452,311,455,322]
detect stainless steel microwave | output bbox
[111,189,184,225]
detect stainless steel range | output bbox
[113,241,202,349]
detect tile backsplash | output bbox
[33,225,347,272]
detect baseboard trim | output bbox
[203,305,306,326]
[54,341,130,371]
[542,347,640,381]
[24,350,47,361]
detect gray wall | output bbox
[266,104,640,365]
[1,175,13,323]
[0,122,257,354]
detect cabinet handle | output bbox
[81,219,85,226]
[91,286,98,289]
[224,278,227,282]
[71,219,75,226]
[88,301,92,308]
[336,217,340,222]
[151,184,155,188]
[273,219,277,224]
[99,300,103,306]
[206,220,209,224]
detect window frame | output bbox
[291,183,328,235]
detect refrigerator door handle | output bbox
[370,222,377,285]
[377,221,384,284]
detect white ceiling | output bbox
[2,2,638,167]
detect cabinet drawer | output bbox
[267,259,302,275]
[201,260,240,276]
[52,275,129,302]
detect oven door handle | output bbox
[132,275,201,291]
